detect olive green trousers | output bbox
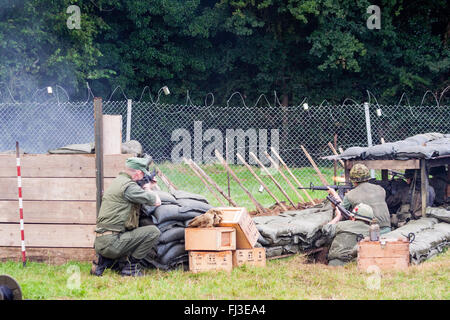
[94,225,161,260]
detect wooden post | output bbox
[270,147,316,204]
[300,145,330,187]
[327,142,345,167]
[94,97,104,217]
[183,158,225,206]
[236,153,287,211]
[190,160,238,207]
[215,150,265,214]
[381,170,388,181]
[264,151,304,203]
[420,160,428,216]
[249,152,296,207]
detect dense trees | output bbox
[0,0,448,104]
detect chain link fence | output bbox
[1,99,449,210]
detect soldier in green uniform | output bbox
[341,164,392,234]
[91,157,162,277]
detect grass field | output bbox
[0,250,449,300]
[1,163,448,300]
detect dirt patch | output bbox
[249,199,325,216]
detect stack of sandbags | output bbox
[253,201,334,258]
[140,190,213,270]
[382,209,450,264]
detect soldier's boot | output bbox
[90,254,115,276]
[121,256,144,277]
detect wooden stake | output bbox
[236,153,287,211]
[264,151,305,203]
[190,159,238,207]
[300,145,331,187]
[327,142,345,167]
[270,147,316,204]
[249,152,296,207]
[94,97,104,218]
[183,158,225,206]
[157,168,178,191]
[215,150,265,214]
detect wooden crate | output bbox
[188,251,233,273]
[185,227,236,251]
[357,238,410,271]
[233,248,266,267]
[217,207,260,249]
[0,152,133,264]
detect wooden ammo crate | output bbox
[216,207,260,249]
[0,153,133,264]
[185,227,236,251]
[232,248,266,267]
[357,238,410,271]
[188,251,233,273]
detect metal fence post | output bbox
[126,99,132,142]
[364,102,375,178]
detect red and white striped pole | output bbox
[16,142,26,267]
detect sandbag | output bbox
[171,190,208,203]
[121,140,142,156]
[154,190,178,205]
[383,217,438,240]
[254,204,333,245]
[175,198,212,212]
[410,228,449,264]
[159,227,185,244]
[48,142,94,154]
[159,243,187,265]
[156,241,178,257]
[426,207,450,223]
[157,220,186,233]
[152,205,181,224]
[141,204,157,217]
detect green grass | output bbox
[1,250,449,300]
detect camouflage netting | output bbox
[140,189,213,271]
[253,201,334,257]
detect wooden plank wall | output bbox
[0,153,133,264]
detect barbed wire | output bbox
[1,83,449,112]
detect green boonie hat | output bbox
[349,163,370,182]
[125,157,151,175]
[353,203,374,222]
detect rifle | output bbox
[298,182,353,199]
[326,194,373,223]
[136,168,157,188]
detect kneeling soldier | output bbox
[91,157,162,277]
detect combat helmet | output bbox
[352,203,375,222]
[349,164,370,182]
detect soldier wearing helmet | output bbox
[340,164,391,234]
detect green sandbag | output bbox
[48,142,94,154]
[426,207,450,223]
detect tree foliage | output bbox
[0,0,448,104]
